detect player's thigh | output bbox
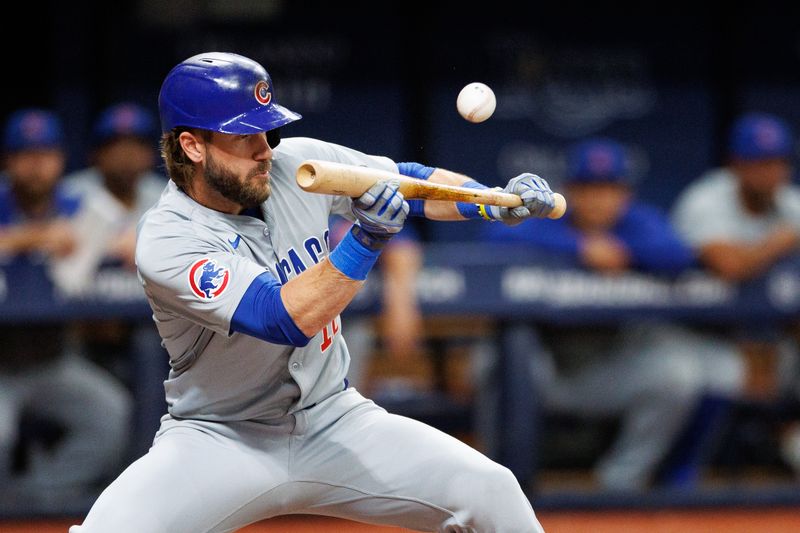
[298,400,538,531]
[70,425,289,533]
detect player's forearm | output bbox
[280,179,400,337]
[281,259,365,337]
[699,245,764,281]
[0,225,47,254]
[700,234,797,281]
[423,168,477,220]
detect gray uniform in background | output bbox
[671,168,800,396]
[70,137,542,533]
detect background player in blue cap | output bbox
[0,109,77,257]
[480,138,705,490]
[671,111,800,479]
[71,52,556,532]
[0,108,132,511]
[56,102,171,458]
[60,102,165,278]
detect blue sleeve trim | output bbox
[231,272,311,347]
[482,217,582,256]
[328,228,382,280]
[397,162,435,180]
[619,204,696,275]
[55,188,82,217]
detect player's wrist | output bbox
[396,163,435,217]
[456,181,486,219]
[328,226,384,281]
[350,224,393,250]
[456,181,501,221]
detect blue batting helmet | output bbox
[158,52,301,134]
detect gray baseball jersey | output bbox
[135,137,394,421]
[672,167,800,245]
[668,167,800,398]
[72,136,543,533]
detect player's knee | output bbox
[445,463,538,531]
[481,463,523,497]
[647,354,704,403]
[704,351,746,397]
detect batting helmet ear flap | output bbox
[266,127,281,149]
[159,52,301,135]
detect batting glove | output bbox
[486,173,555,226]
[351,179,409,250]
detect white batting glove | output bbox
[351,179,409,250]
[486,173,555,226]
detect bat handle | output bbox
[549,193,567,220]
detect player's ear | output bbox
[178,130,206,163]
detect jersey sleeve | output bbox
[136,228,270,337]
[301,139,397,219]
[777,186,800,231]
[671,174,739,246]
[619,204,695,275]
[480,216,582,256]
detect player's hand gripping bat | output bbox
[296,160,566,220]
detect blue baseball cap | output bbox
[728,112,794,160]
[92,102,158,146]
[565,138,628,184]
[3,108,64,152]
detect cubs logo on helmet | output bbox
[254,80,272,105]
[189,258,230,300]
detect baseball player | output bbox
[70,52,555,533]
[481,138,703,490]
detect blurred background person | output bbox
[671,111,800,477]
[57,102,168,459]
[0,109,132,511]
[54,102,164,292]
[479,138,705,491]
[0,110,77,258]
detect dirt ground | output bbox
[4,508,800,533]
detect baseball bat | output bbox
[296,160,566,219]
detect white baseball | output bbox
[457,82,496,123]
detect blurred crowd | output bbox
[481,118,800,491]
[0,102,799,512]
[0,104,166,511]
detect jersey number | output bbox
[320,316,340,352]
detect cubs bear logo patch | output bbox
[189,258,230,300]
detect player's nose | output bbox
[252,132,272,161]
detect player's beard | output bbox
[204,152,272,209]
